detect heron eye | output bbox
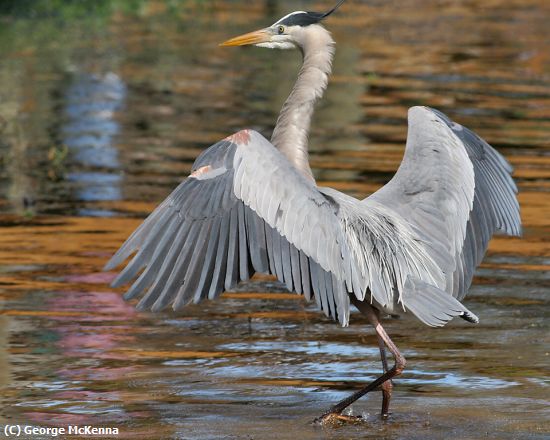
[277,25,285,34]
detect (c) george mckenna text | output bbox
[7,425,119,437]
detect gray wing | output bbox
[430,108,521,299]
[367,106,521,323]
[105,130,351,325]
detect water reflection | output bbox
[8,288,144,428]
[0,316,9,390]
[63,72,126,215]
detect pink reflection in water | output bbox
[25,411,92,426]
[46,290,137,319]
[37,285,144,423]
[64,271,117,285]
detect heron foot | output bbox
[314,412,365,426]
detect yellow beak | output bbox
[219,29,271,47]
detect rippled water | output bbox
[0,1,549,439]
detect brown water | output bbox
[0,1,549,439]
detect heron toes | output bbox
[313,412,365,426]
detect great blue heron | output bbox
[104,0,521,423]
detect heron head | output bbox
[220,0,345,50]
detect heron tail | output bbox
[401,277,479,327]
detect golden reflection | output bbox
[111,349,240,360]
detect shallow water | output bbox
[0,1,549,439]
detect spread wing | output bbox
[367,106,521,312]
[105,107,520,329]
[105,125,474,328]
[431,108,521,299]
[104,130,353,324]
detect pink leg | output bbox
[317,299,405,422]
[376,321,394,418]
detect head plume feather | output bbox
[276,0,346,27]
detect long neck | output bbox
[271,27,335,182]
